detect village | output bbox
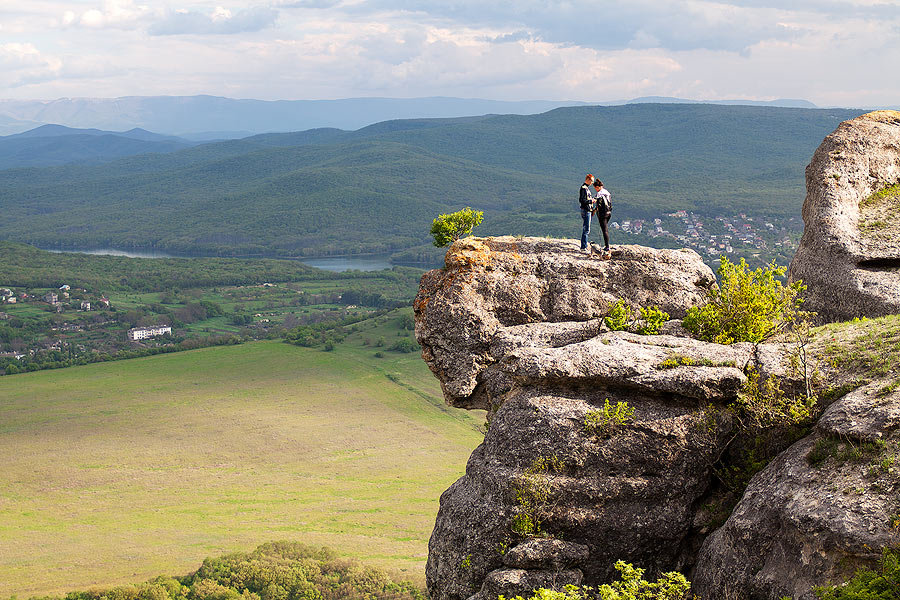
[613,211,802,264]
[0,284,178,364]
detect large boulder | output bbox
[414,236,717,410]
[416,237,801,600]
[693,379,900,600]
[789,110,900,323]
[423,328,802,600]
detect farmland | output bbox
[0,321,483,597]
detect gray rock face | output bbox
[415,236,717,410]
[693,379,900,600]
[789,110,900,323]
[416,237,800,600]
[472,568,583,600]
[418,234,899,600]
[503,539,590,571]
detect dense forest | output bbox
[0,104,864,260]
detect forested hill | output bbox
[0,104,864,259]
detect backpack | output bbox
[598,189,612,213]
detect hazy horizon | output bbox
[2,2,899,107]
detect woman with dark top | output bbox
[579,173,595,253]
[593,179,612,257]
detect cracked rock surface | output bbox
[417,236,898,600]
[415,237,793,600]
[693,379,900,600]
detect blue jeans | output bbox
[580,209,591,249]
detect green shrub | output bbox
[636,306,669,335]
[583,399,635,437]
[815,548,900,599]
[47,542,425,600]
[605,300,668,335]
[683,257,807,344]
[505,560,691,600]
[656,353,735,370]
[605,299,632,331]
[735,365,815,428]
[511,456,564,537]
[430,207,484,247]
[389,338,419,353]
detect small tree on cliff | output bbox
[683,257,807,345]
[430,207,484,247]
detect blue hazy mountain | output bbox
[0,96,592,137]
[0,125,196,169]
[0,95,821,137]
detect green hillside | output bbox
[0,104,864,258]
[0,336,483,597]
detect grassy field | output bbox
[0,329,483,597]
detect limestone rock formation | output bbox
[414,236,717,410]
[415,237,799,600]
[693,379,900,600]
[789,110,900,323]
[418,235,898,600]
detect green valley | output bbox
[0,105,864,264]
[0,242,423,375]
[0,327,483,597]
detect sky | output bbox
[1,1,899,106]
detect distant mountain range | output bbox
[0,103,864,263]
[0,125,197,170]
[0,95,822,137]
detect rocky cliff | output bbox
[416,235,899,600]
[789,110,900,323]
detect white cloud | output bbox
[1,1,899,107]
[148,5,278,35]
[0,42,63,87]
[70,0,156,29]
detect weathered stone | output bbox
[415,236,717,409]
[503,539,590,570]
[789,110,900,323]
[469,567,583,600]
[817,378,900,441]
[693,383,900,600]
[422,328,801,600]
[425,385,735,600]
[419,228,900,600]
[417,238,808,600]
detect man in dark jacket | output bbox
[579,174,595,253]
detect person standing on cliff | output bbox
[579,174,596,253]
[593,179,612,258]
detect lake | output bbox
[43,248,395,272]
[46,248,179,259]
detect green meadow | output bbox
[0,332,483,597]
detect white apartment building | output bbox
[127,326,173,341]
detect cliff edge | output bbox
[416,236,899,600]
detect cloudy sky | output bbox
[1,0,899,106]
